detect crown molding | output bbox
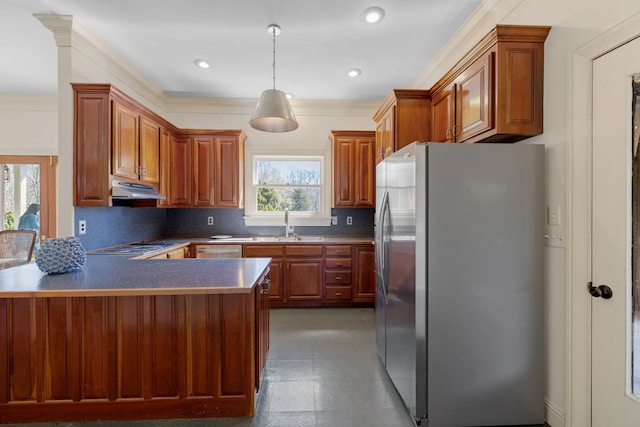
[411,0,524,90]
[165,96,379,117]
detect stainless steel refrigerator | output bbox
[375,142,544,427]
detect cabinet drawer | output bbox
[325,271,352,284]
[285,245,323,257]
[325,245,351,257]
[325,258,352,269]
[325,286,352,300]
[244,245,284,257]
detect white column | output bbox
[35,15,74,237]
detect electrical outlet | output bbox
[78,220,87,235]
[346,216,353,225]
[331,216,338,225]
[207,216,214,225]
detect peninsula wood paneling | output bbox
[0,292,258,424]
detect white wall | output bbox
[0,95,57,155]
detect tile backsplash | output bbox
[75,207,374,250]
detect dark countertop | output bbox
[0,256,271,298]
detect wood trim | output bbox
[0,155,58,239]
[430,25,550,97]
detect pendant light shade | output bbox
[250,89,298,132]
[250,24,299,132]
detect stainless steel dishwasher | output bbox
[195,244,243,258]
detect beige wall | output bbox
[0,95,57,155]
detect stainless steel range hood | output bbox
[111,180,166,200]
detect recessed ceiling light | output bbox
[347,68,362,78]
[361,7,385,24]
[194,59,210,69]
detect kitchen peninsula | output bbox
[0,255,271,424]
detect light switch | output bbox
[547,205,560,225]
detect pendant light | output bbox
[250,24,299,132]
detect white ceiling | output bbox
[0,0,481,101]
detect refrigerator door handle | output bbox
[377,190,390,303]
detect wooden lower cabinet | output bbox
[353,245,375,302]
[286,258,323,301]
[255,276,270,391]
[0,291,264,423]
[244,242,374,307]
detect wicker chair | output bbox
[0,230,37,269]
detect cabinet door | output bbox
[353,245,375,302]
[455,51,494,142]
[168,136,193,206]
[355,137,375,207]
[267,258,284,303]
[431,84,455,143]
[112,101,139,180]
[74,90,111,206]
[333,137,355,207]
[193,136,215,206]
[286,258,323,301]
[381,108,394,159]
[375,119,385,164]
[139,116,160,185]
[158,127,172,207]
[214,137,240,208]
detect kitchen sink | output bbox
[254,236,324,242]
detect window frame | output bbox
[244,146,332,227]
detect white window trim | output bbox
[244,145,332,227]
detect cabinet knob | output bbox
[336,276,342,280]
[336,292,342,296]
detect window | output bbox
[244,147,331,226]
[0,155,58,243]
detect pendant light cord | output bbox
[272,26,276,90]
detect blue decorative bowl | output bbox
[36,237,87,274]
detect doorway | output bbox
[591,35,640,424]
[0,155,58,244]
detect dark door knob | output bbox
[588,282,613,299]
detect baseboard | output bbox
[545,398,566,427]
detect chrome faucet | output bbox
[284,208,295,238]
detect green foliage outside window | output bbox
[256,159,320,212]
[4,211,14,230]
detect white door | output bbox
[592,35,640,425]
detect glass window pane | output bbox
[2,163,40,232]
[257,187,320,212]
[257,159,321,185]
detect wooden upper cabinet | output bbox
[215,134,245,208]
[112,102,160,185]
[74,88,111,206]
[455,51,493,142]
[112,101,139,181]
[73,83,170,206]
[73,83,245,207]
[430,25,550,143]
[330,130,375,208]
[167,135,193,206]
[192,135,215,206]
[138,116,161,185]
[184,130,246,208]
[373,90,430,163]
[431,84,455,143]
